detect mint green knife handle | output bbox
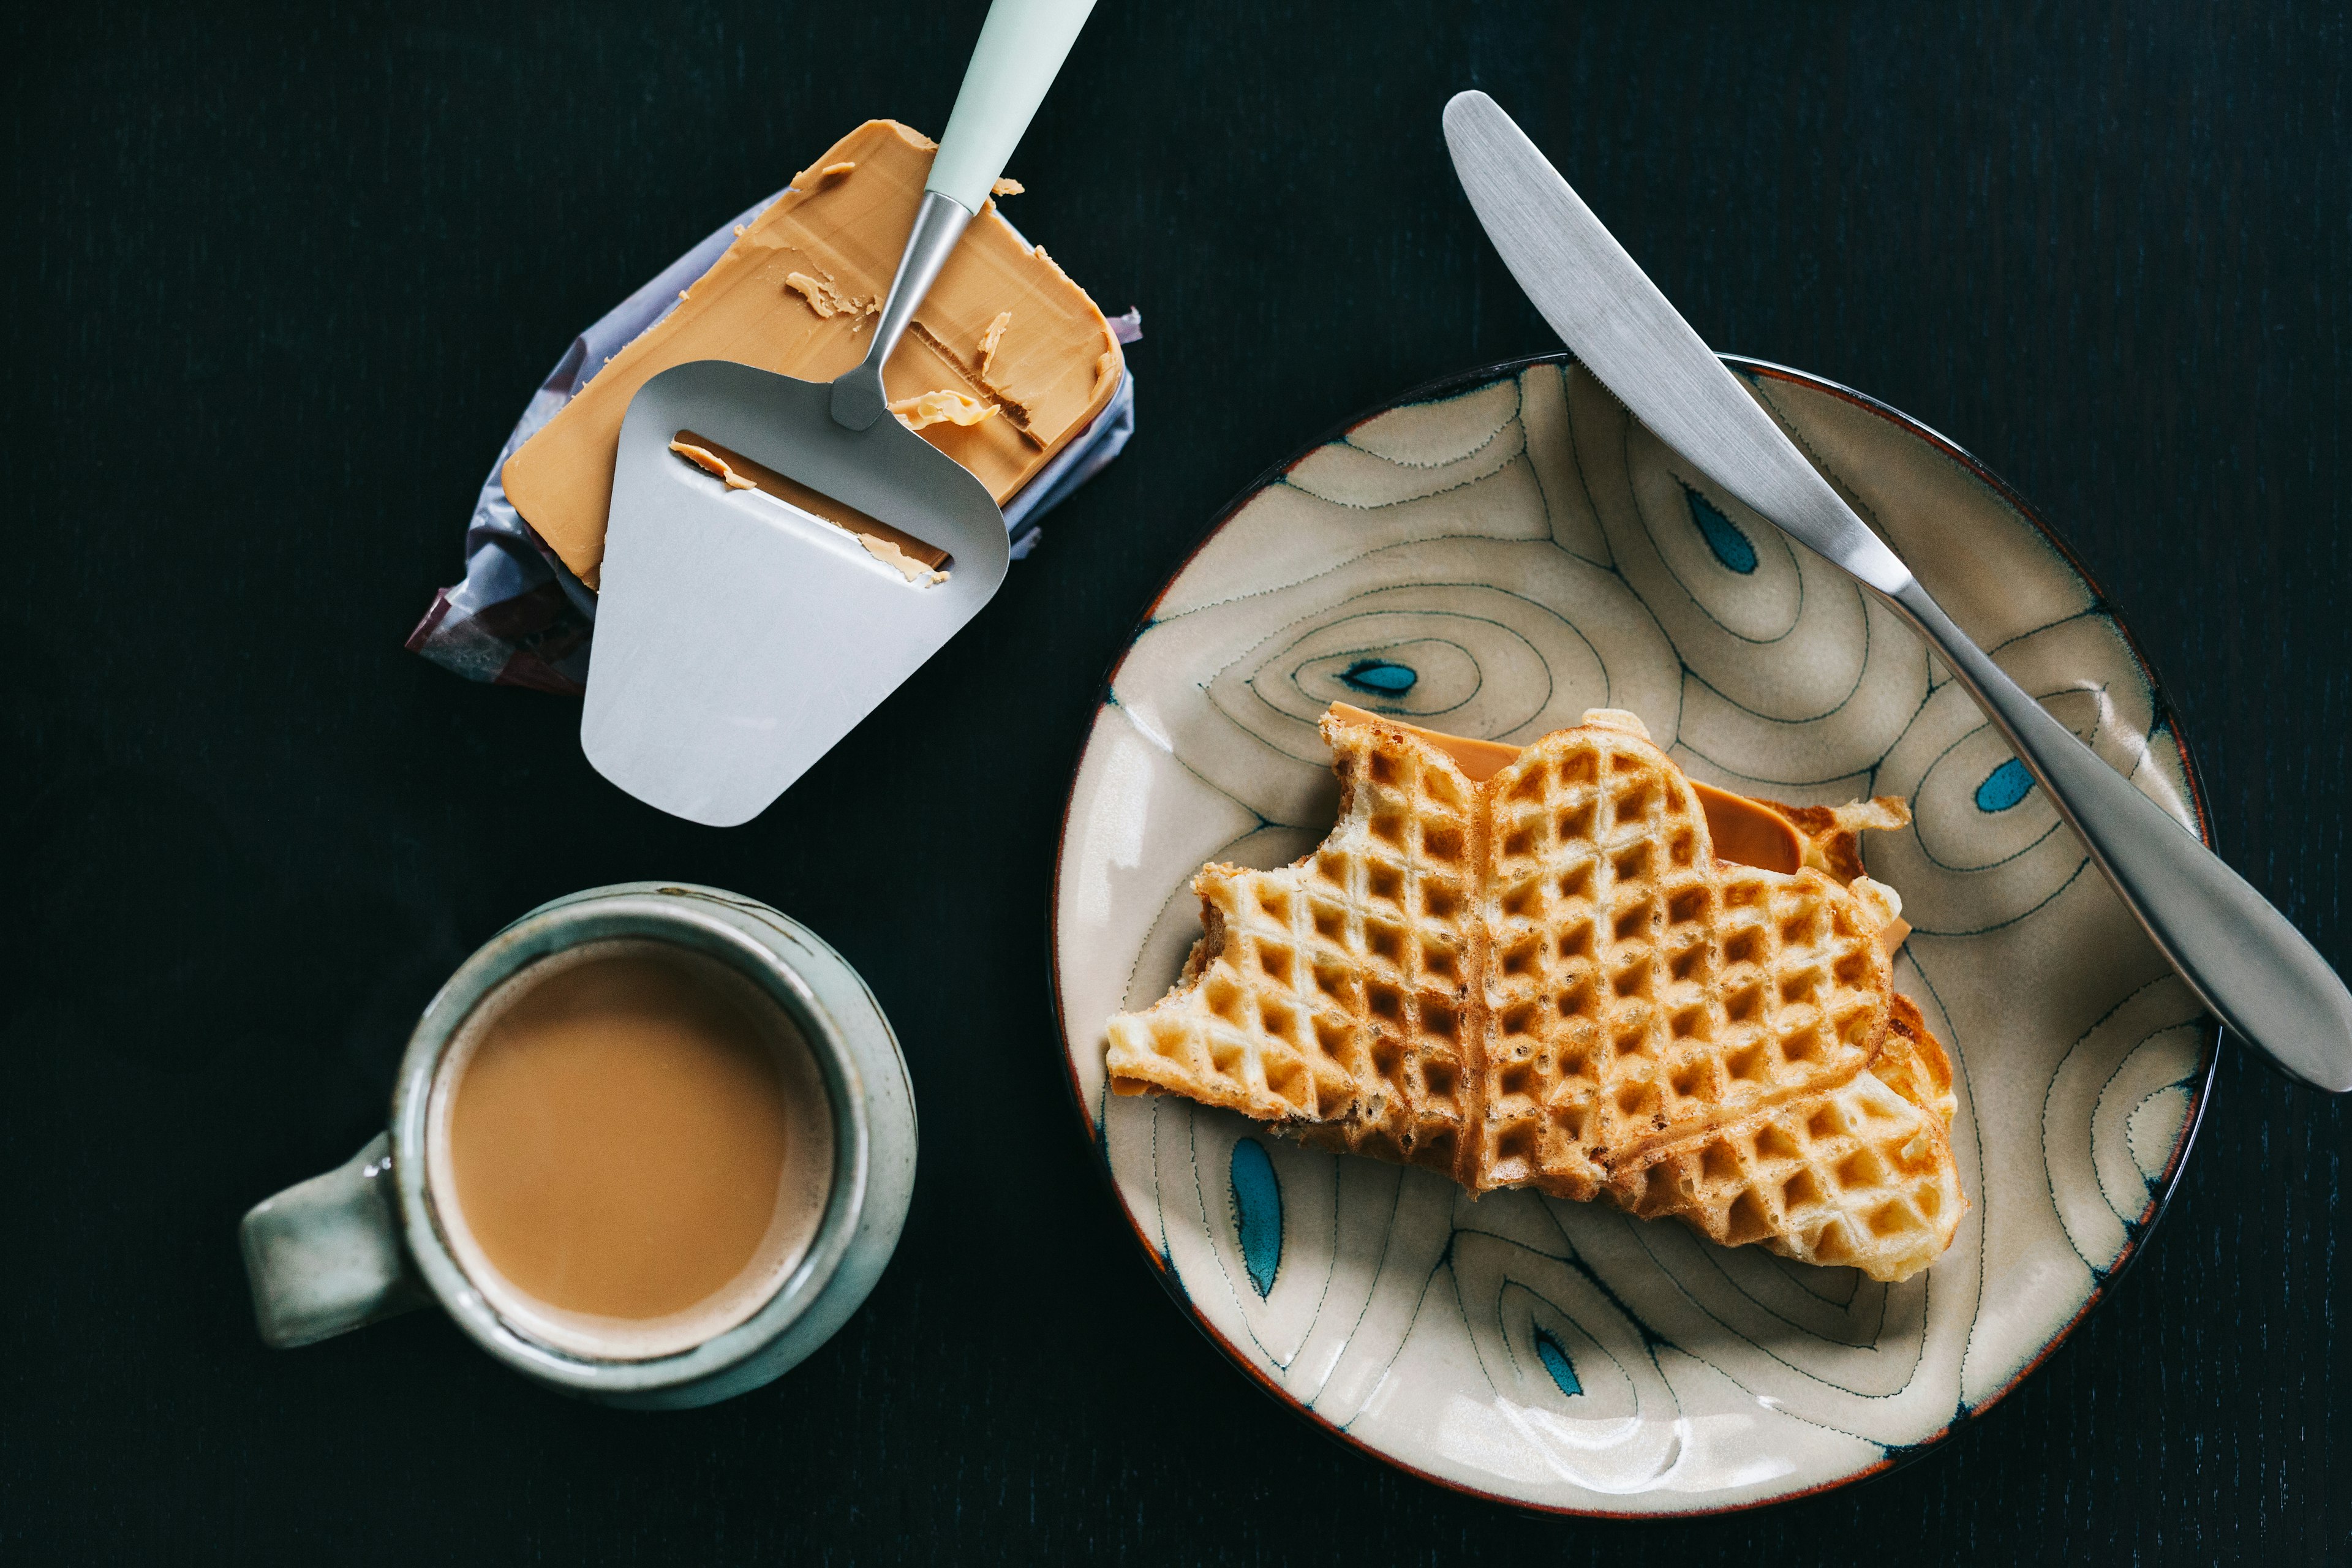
[925,0,1098,214]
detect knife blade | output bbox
[1442,90,1911,595]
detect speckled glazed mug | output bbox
[238,883,916,1409]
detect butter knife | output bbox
[1443,88,2352,1091]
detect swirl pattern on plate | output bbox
[1054,359,2215,1515]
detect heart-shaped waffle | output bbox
[1104,705,1966,1281]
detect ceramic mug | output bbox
[238,881,916,1409]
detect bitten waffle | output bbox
[1103,706,1966,1283]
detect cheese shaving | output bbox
[668,440,757,489]
[783,271,875,320]
[858,532,951,586]
[977,311,1012,379]
[888,390,999,431]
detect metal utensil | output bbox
[583,0,1097,827]
[1443,88,2352,1091]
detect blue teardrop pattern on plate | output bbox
[1534,1325,1583,1398]
[1229,1137,1283,1298]
[1686,488,1758,574]
[1337,658,1419,697]
[1975,756,2035,813]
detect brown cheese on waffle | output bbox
[1102,705,1966,1283]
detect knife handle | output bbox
[1891,579,2352,1091]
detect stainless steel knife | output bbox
[1443,88,2352,1091]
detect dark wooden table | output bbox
[7,2,2345,1561]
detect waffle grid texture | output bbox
[1104,707,1967,1283]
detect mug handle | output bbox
[239,1133,428,1348]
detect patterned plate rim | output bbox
[1046,352,2222,1517]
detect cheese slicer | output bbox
[583,0,1098,828]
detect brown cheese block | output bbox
[502,119,1126,589]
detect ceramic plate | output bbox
[1049,356,2217,1515]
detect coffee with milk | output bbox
[426,938,834,1360]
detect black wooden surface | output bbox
[6,1,2346,1561]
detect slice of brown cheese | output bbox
[502,119,1126,589]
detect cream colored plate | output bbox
[1049,356,2215,1515]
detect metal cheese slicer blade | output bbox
[584,0,1096,827]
